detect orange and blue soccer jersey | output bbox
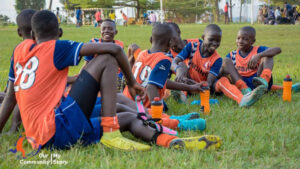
[176,39,222,82]
[170,39,199,58]
[226,46,269,77]
[123,50,172,108]
[84,38,124,62]
[8,40,83,146]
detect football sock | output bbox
[260,68,272,83]
[156,133,178,148]
[101,116,120,132]
[161,118,179,130]
[235,79,249,90]
[215,77,243,104]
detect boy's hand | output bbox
[128,83,146,101]
[248,54,261,69]
[189,81,209,92]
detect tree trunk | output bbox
[48,0,53,10]
[239,0,242,22]
[214,0,220,22]
[229,0,232,22]
[136,0,140,20]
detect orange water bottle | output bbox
[200,84,210,115]
[282,74,292,102]
[151,97,163,123]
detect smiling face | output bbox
[202,31,222,54]
[236,30,255,51]
[101,21,117,42]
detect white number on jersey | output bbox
[14,56,39,91]
[133,61,152,87]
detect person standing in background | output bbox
[109,10,115,21]
[95,10,101,27]
[224,2,229,24]
[120,10,128,27]
[149,11,156,24]
[76,7,82,27]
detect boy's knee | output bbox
[222,58,235,73]
[92,54,118,68]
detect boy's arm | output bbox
[0,81,16,133]
[79,43,143,97]
[248,47,281,69]
[166,80,204,92]
[171,43,193,82]
[207,58,223,88]
[147,84,160,102]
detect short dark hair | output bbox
[204,24,222,35]
[240,26,256,37]
[16,9,36,35]
[31,10,59,39]
[152,23,172,45]
[102,19,116,25]
[167,22,181,35]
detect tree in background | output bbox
[15,0,45,13]
[114,0,159,19]
[165,0,209,23]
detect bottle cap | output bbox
[284,74,292,81]
[154,97,160,101]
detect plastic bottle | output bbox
[151,97,163,123]
[282,74,292,102]
[200,83,210,115]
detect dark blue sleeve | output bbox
[83,39,94,62]
[257,46,269,53]
[176,42,192,60]
[225,53,231,59]
[148,59,171,88]
[53,40,84,70]
[209,58,222,77]
[8,56,15,82]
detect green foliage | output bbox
[0,15,10,26]
[165,0,210,23]
[14,0,46,13]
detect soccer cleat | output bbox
[253,77,268,89]
[292,83,300,93]
[169,112,200,120]
[100,130,151,151]
[239,85,266,107]
[241,88,252,95]
[177,118,206,131]
[170,135,222,150]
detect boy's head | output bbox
[151,23,172,52]
[16,9,36,39]
[202,24,222,53]
[100,19,117,42]
[236,26,256,51]
[167,22,185,53]
[31,10,62,42]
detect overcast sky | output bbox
[0,0,63,23]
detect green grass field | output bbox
[0,24,299,169]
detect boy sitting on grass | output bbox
[123,23,212,131]
[221,26,281,95]
[171,24,266,107]
[0,9,37,135]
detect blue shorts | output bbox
[90,97,102,118]
[242,73,273,90]
[44,96,103,149]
